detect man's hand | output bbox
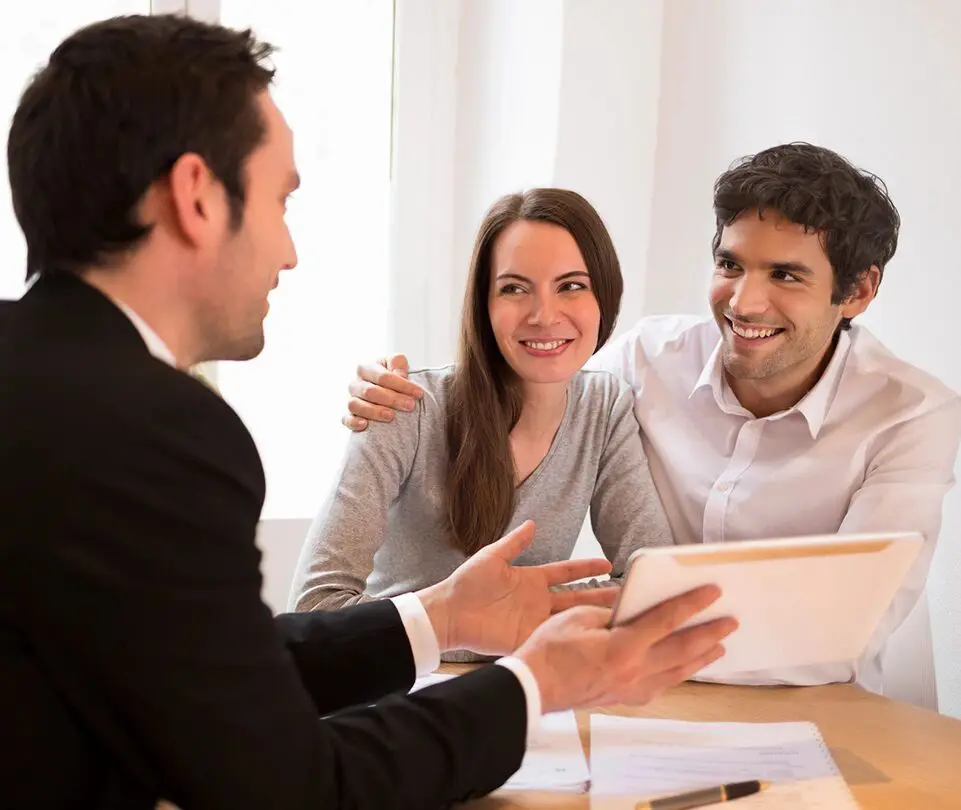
[416,521,617,654]
[343,354,424,432]
[515,587,738,713]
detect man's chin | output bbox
[203,333,266,364]
[721,349,770,381]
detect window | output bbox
[217,1,394,519]
[0,0,151,298]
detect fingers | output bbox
[541,557,613,587]
[386,354,410,377]
[485,520,536,561]
[675,643,727,681]
[357,360,424,401]
[348,379,415,416]
[655,643,728,690]
[346,394,395,423]
[644,617,738,675]
[342,413,369,432]
[550,586,618,612]
[629,644,727,706]
[621,585,723,647]
[549,604,614,630]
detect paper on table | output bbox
[410,672,590,793]
[589,715,860,809]
[498,710,590,793]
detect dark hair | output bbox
[446,188,623,555]
[712,142,900,329]
[7,14,276,279]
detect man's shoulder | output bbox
[618,314,719,359]
[1,335,260,483]
[846,325,960,412]
[591,314,718,386]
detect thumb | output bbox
[387,354,409,378]
[487,520,536,562]
[564,605,615,630]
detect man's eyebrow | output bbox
[715,248,814,276]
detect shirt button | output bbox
[716,481,731,492]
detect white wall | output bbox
[552,0,664,334]
[448,0,565,353]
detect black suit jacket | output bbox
[0,275,526,809]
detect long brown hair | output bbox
[445,188,623,554]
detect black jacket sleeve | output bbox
[11,362,527,810]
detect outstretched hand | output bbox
[417,521,616,655]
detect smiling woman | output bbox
[287,188,675,658]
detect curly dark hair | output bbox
[712,143,900,329]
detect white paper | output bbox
[499,710,590,793]
[409,673,589,793]
[589,716,860,809]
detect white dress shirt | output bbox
[112,298,542,733]
[590,314,961,692]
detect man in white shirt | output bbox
[345,143,961,693]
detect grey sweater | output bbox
[289,367,672,621]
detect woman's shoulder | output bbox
[569,368,635,408]
[407,363,456,391]
[406,364,457,414]
[348,365,456,457]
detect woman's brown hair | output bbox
[445,188,623,554]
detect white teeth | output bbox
[524,340,567,351]
[731,323,779,340]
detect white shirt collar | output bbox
[689,328,852,439]
[112,298,177,368]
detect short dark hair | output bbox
[712,142,900,329]
[7,14,276,279]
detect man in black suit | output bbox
[0,14,736,810]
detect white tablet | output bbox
[611,531,924,676]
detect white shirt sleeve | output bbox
[390,593,543,740]
[389,592,440,676]
[839,398,961,669]
[494,656,543,741]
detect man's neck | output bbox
[81,267,196,368]
[728,337,839,419]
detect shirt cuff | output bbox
[494,656,543,741]
[390,592,440,677]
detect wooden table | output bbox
[438,666,961,809]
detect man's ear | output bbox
[166,152,226,248]
[840,265,881,320]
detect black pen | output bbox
[635,779,769,810]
